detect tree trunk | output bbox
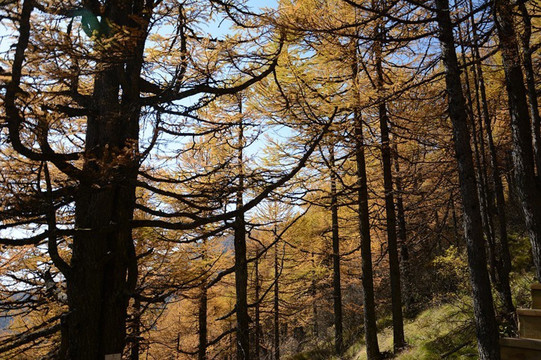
[451,197,460,248]
[329,146,344,354]
[254,254,261,360]
[352,49,382,358]
[518,1,541,177]
[41,3,150,358]
[375,40,406,351]
[467,1,515,321]
[311,252,319,339]
[393,144,414,317]
[493,0,541,281]
[274,240,280,360]
[199,273,208,360]
[67,2,148,351]
[355,111,381,360]
[129,298,141,360]
[435,1,500,359]
[69,72,140,359]
[458,24,499,289]
[234,115,250,360]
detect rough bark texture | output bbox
[467,3,515,320]
[329,146,344,355]
[518,1,541,176]
[375,58,406,353]
[234,120,250,360]
[67,2,149,356]
[393,144,414,317]
[70,73,139,359]
[493,0,541,281]
[355,109,382,360]
[459,25,501,303]
[4,1,148,358]
[352,41,381,359]
[458,30,499,288]
[372,11,405,350]
[435,0,500,359]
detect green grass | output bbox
[290,267,535,360]
[350,301,478,360]
[289,300,478,360]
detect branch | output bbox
[4,0,83,180]
[132,109,335,230]
[141,33,285,106]
[43,163,72,277]
[0,324,60,354]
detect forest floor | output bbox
[348,301,478,360]
[350,272,534,359]
[290,263,534,360]
[289,299,479,360]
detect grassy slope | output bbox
[289,300,478,360]
[289,239,535,360]
[347,301,478,360]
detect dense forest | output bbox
[1,0,541,359]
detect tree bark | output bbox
[458,24,499,291]
[274,239,280,360]
[493,0,541,281]
[393,144,414,317]
[355,110,381,360]
[467,1,515,321]
[348,19,381,360]
[234,114,250,360]
[311,252,319,339]
[435,1,500,358]
[518,1,541,177]
[68,1,149,354]
[329,146,344,355]
[451,197,460,248]
[352,48,382,357]
[130,298,141,360]
[375,40,406,351]
[254,253,261,360]
[199,265,208,360]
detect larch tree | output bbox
[433,0,500,358]
[0,1,333,358]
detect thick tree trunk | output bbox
[69,72,140,359]
[435,1,500,359]
[329,146,344,354]
[68,2,148,351]
[60,3,149,358]
[493,0,541,281]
